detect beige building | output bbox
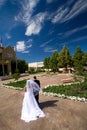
[0,40,17,76]
[28,62,44,69]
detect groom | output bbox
[33,76,41,104]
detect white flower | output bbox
[81,98,86,102]
[1,83,87,103]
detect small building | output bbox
[0,40,17,76]
[28,62,44,70]
[59,67,74,73]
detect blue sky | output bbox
[0,0,87,63]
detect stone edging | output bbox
[0,83,87,103]
[0,84,23,90]
[40,84,87,103]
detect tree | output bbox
[50,51,59,72]
[82,52,87,66]
[44,57,51,72]
[73,46,84,74]
[17,59,28,73]
[82,52,87,73]
[28,67,36,74]
[58,46,71,68]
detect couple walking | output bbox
[21,76,45,123]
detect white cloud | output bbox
[46,0,54,4]
[48,30,54,35]
[15,0,47,36]
[14,16,18,21]
[66,0,74,6]
[44,46,57,52]
[22,50,30,53]
[25,12,47,36]
[5,33,11,39]
[52,7,69,23]
[25,21,41,36]
[65,25,87,37]
[0,0,6,7]
[51,0,87,23]
[27,44,32,48]
[40,39,53,47]
[60,36,87,46]
[15,41,32,52]
[63,0,87,22]
[27,39,33,43]
[69,36,87,43]
[15,0,39,25]
[16,41,26,52]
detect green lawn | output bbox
[4,77,87,99]
[43,81,87,98]
[5,80,27,89]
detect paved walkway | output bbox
[0,74,87,130]
[0,73,74,88]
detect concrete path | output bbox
[0,86,87,130]
[0,74,87,130]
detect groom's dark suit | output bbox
[33,76,40,104]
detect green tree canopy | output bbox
[73,46,84,74]
[82,52,87,66]
[73,46,83,67]
[17,59,28,73]
[58,46,71,68]
[50,51,59,72]
[44,57,51,71]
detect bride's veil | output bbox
[26,80,40,95]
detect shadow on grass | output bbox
[39,100,58,109]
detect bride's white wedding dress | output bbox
[21,80,45,122]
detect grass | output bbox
[5,80,27,89]
[43,81,87,98]
[4,74,87,99]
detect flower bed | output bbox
[41,82,87,102]
[1,77,87,102]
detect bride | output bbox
[21,79,45,122]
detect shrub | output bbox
[12,73,20,80]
